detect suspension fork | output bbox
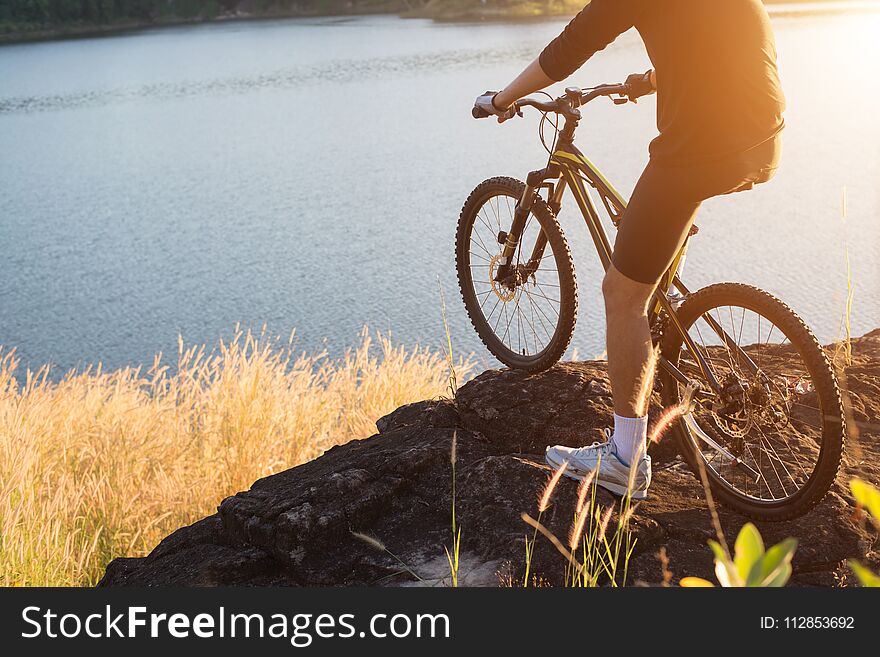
[498,169,564,279]
[498,183,536,269]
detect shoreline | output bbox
[1,0,877,46]
[415,0,880,21]
[0,8,399,46]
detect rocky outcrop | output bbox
[99,331,880,587]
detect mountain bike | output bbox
[458,83,844,520]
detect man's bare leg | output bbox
[601,263,659,464]
[542,260,657,496]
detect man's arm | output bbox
[493,0,643,110]
[493,58,555,111]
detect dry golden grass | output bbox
[0,327,472,586]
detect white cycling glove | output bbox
[474,92,518,122]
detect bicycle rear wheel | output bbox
[456,177,577,371]
[660,283,844,520]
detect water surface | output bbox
[1,10,878,374]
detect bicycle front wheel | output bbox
[660,283,845,520]
[456,177,577,371]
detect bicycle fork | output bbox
[495,183,549,282]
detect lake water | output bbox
[1,6,878,375]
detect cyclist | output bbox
[474,0,785,499]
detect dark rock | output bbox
[101,517,288,586]
[99,334,880,588]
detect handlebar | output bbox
[472,82,633,120]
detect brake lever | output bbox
[614,83,635,104]
[498,106,525,124]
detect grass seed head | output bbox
[351,531,386,552]
[575,468,596,515]
[568,508,590,550]
[538,461,568,513]
[597,506,614,542]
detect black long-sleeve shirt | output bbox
[539,0,786,164]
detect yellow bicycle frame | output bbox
[545,142,729,392]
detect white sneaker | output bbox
[544,429,652,500]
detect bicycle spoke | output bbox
[464,188,566,362]
[523,287,554,342]
[528,285,561,312]
[470,226,495,259]
[476,208,497,238]
[501,298,513,346]
[679,301,826,505]
[484,295,502,325]
[521,296,542,354]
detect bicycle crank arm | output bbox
[682,413,762,481]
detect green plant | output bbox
[848,478,880,587]
[522,460,569,586]
[522,458,638,587]
[444,430,461,587]
[680,523,797,587]
[351,531,425,584]
[437,278,459,399]
[835,185,855,367]
[437,281,462,587]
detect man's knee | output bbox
[602,264,656,316]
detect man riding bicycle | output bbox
[474,0,785,499]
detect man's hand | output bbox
[474,92,518,123]
[624,70,656,102]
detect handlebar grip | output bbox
[472,106,491,119]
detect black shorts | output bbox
[611,134,782,284]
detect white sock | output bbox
[611,413,648,466]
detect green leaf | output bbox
[708,540,728,563]
[761,562,792,588]
[849,560,880,588]
[714,555,739,587]
[851,479,880,522]
[708,539,738,587]
[747,538,798,587]
[680,577,714,587]
[734,523,765,582]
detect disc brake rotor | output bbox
[488,254,517,302]
[709,373,753,439]
[707,370,790,439]
[710,407,752,439]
